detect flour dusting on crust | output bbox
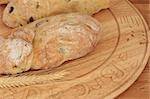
[6,38,32,65]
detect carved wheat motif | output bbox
[0,70,68,88]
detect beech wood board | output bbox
[0,0,149,99]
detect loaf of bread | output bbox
[3,0,110,28]
[0,13,100,74]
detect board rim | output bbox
[105,0,150,98]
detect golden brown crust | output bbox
[0,13,101,74]
[0,28,34,74]
[3,0,110,28]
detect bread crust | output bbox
[0,13,101,74]
[3,0,110,28]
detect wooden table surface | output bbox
[117,0,150,99]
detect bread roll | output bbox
[0,13,101,74]
[3,0,110,28]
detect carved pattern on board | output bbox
[101,63,124,82]
[0,0,149,99]
[47,59,139,99]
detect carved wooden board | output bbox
[0,0,150,99]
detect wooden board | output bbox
[0,0,150,98]
[117,0,150,98]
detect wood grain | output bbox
[117,0,150,98]
[129,0,149,4]
[0,0,149,99]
